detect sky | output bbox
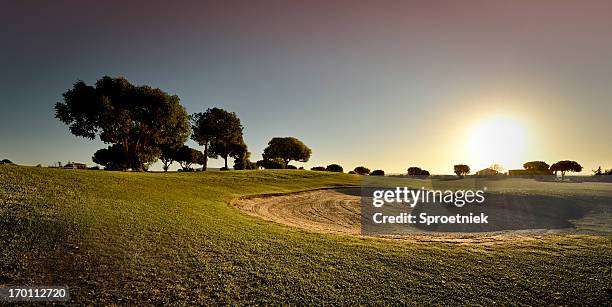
[1,0,611,174]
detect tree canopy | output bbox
[55,76,190,171]
[523,161,550,172]
[175,145,204,171]
[550,160,582,179]
[325,164,343,172]
[263,137,311,166]
[370,169,385,176]
[353,166,370,175]
[454,164,470,177]
[407,167,430,176]
[191,108,245,170]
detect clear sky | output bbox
[1,0,611,174]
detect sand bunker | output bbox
[234,188,609,242]
[236,189,362,235]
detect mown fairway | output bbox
[1,165,610,305]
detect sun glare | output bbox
[467,114,528,171]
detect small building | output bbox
[475,168,501,176]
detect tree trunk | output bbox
[224,155,228,169]
[202,143,208,171]
[561,171,565,180]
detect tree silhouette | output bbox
[175,145,204,171]
[370,169,385,176]
[325,164,343,172]
[550,160,582,180]
[263,137,311,166]
[191,108,244,171]
[233,148,256,170]
[92,144,129,171]
[593,166,603,176]
[257,158,286,169]
[311,166,325,171]
[55,76,190,171]
[407,167,430,176]
[523,161,550,172]
[353,166,370,175]
[454,164,470,177]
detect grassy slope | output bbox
[1,165,610,305]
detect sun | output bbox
[467,114,528,171]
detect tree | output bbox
[0,159,14,164]
[523,161,549,172]
[92,144,129,171]
[311,166,326,171]
[191,108,243,171]
[353,166,370,175]
[370,169,385,176]
[175,145,204,171]
[233,149,256,170]
[454,164,470,177]
[159,145,179,172]
[263,137,311,166]
[550,160,582,180]
[489,164,504,173]
[407,167,430,176]
[55,76,190,171]
[257,158,286,169]
[207,111,245,169]
[593,166,603,176]
[325,164,343,172]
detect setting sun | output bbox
[467,114,529,171]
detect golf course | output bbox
[1,164,610,305]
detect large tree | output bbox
[191,108,244,171]
[55,76,190,171]
[262,137,311,166]
[550,160,582,180]
[454,164,470,177]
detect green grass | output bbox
[1,165,610,305]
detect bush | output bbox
[286,165,297,169]
[325,164,343,172]
[256,158,286,169]
[220,167,230,171]
[353,166,370,175]
[370,169,385,176]
[348,171,356,174]
[0,159,14,164]
[311,166,326,171]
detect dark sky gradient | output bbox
[1,1,611,173]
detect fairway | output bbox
[1,165,611,305]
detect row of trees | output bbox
[55,76,313,171]
[452,160,584,179]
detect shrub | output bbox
[370,169,385,176]
[286,165,297,169]
[348,171,357,174]
[311,166,326,171]
[325,164,343,172]
[1,159,14,164]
